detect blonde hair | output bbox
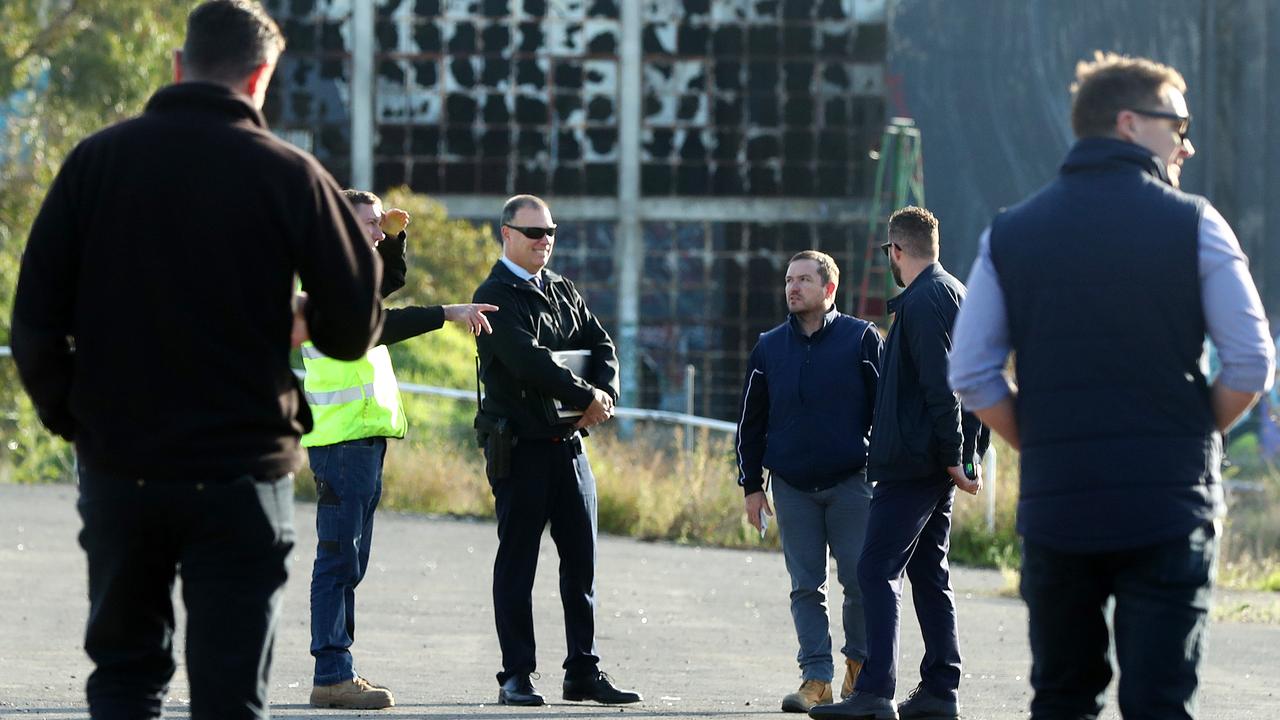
[1070,51,1186,138]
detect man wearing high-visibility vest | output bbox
[302,189,496,710]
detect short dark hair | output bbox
[1070,51,1186,139]
[343,189,381,207]
[499,194,550,244]
[501,194,549,226]
[887,206,939,259]
[788,250,840,288]
[183,0,286,85]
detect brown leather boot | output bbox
[781,678,832,713]
[310,676,395,709]
[841,658,864,700]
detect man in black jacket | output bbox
[10,2,382,718]
[473,194,640,708]
[812,206,987,720]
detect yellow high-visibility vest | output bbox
[300,342,406,447]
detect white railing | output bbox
[314,371,736,433]
[0,348,737,433]
[4,346,1008,524]
[0,345,734,432]
[392,376,737,433]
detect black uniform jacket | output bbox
[473,261,619,439]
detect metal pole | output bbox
[615,0,643,418]
[985,444,997,534]
[684,364,696,451]
[1200,0,1216,199]
[350,0,374,191]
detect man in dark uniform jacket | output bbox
[473,194,641,708]
[10,2,382,718]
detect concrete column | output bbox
[350,0,374,191]
[1264,1,1280,310]
[615,0,643,409]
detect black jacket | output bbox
[11,82,383,481]
[473,261,619,439]
[868,263,988,482]
[373,232,446,345]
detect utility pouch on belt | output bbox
[475,413,514,481]
[473,355,513,481]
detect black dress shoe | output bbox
[498,675,545,706]
[562,670,642,704]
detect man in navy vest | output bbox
[812,207,988,720]
[949,52,1274,720]
[736,250,883,713]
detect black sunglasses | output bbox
[1128,108,1192,142]
[504,223,557,239]
[880,241,900,257]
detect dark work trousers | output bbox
[490,435,600,684]
[1021,521,1219,720]
[76,464,295,720]
[854,473,961,702]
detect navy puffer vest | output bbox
[990,138,1219,553]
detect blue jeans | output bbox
[1021,521,1219,720]
[855,474,961,702]
[308,437,387,686]
[772,472,872,681]
[76,465,294,720]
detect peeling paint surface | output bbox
[263,0,889,418]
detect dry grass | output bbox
[295,420,768,549]
[380,435,494,518]
[293,421,1278,598]
[588,425,769,548]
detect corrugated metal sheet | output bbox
[889,0,1280,320]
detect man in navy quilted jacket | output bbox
[736,250,883,713]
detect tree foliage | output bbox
[1,3,189,480]
[377,186,502,441]
[2,1,189,343]
[0,7,505,479]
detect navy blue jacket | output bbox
[736,307,884,494]
[868,264,988,482]
[990,137,1218,552]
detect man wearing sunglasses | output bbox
[812,206,988,720]
[472,195,640,708]
[949,52,1273,719]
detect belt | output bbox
[519,428,580,443]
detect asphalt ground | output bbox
[2,482,1278,719]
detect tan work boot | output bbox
[781,678,832,713]
[841,658,864,700]
[310,676,395,709]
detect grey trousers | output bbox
[772,470,873,681]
